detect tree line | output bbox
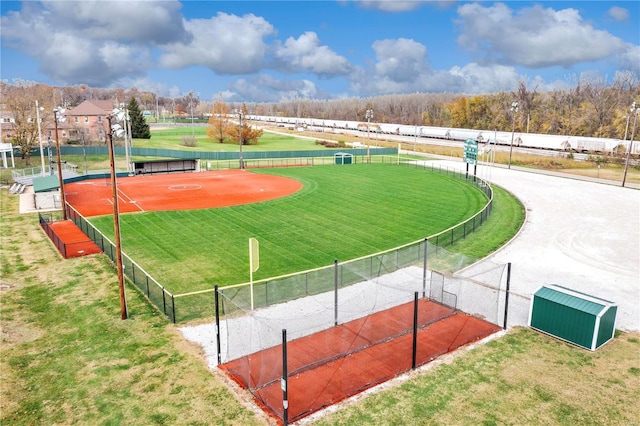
[2,70,638,165]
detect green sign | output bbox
[463,139,478,165]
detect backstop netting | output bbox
[212,241,508,423]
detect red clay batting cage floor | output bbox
[220,298,501,424]
[43,220,103,259]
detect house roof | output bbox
[67,100,114,116]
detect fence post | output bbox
[422,238,428,298]
[215,285,222,365]
[412,292,419,369]
[171,294,176,324]
[162,290,167,316]
[503,262,512,330]
[334,259,339,326]
[282,329,289,426]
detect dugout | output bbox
[334,152,353,165]
[528,284,617,351]
[134,159,199,175]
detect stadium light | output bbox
[235,109,244,169]
[508,102,518,169]
[53,107,67,219]
[114,106,132,173]
[622,101,638,187]
[107,110,129,320]
[365,109,373,163]
[36,101,45,177]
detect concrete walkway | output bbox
[434,159,639,332]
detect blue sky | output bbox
[1,1,638,102]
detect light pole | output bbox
[107,109,128,320]
[53,108,67,219]
[235,109,244,169]
[365,109,373,163]
[508,102,518,169]
[36,100,45,176]
[622,101,638,187]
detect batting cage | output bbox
[214,240,509,424]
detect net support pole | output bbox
[282,329,289,426]
[503,262,512,330]
[412,292,419,369]
[422,238,428,298]
[214,285,221,366]
[334,259,339,326]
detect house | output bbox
[0,110,16,142]
[64,100,114,143]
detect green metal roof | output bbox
[33,175,60,193]
[534,285,608,317]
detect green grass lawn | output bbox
[134,127,325,152]
[88,163,488,295]
[3,190,637,426]
[4,128,638,425]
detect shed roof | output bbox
[534,285,615,316]
[33,174,60,193]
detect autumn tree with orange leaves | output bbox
[207,101,263,145]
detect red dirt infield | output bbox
[220,299,501,424]
[64,170,303,217]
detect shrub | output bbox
[181,136,198,147]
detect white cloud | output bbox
[456,3,627,68]
[356,0,425,12]
[372,38,429,82]
[227,74,327,102]
[607,6,629,22]
[349,37,528,95]
[0,1,185,86]
[159,13,275,74]
[619,44,640,74]
[42,0,190,44]
[273,32,352,76]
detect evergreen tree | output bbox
[127,97,151,139]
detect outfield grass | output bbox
[88,163,489,294]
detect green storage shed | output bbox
[334,152,353,165]
[529,284,617,351]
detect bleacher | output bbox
[9,183,27,194]
[11,163,80,187]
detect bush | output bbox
[181,136,198,147]
[315,140,345,148]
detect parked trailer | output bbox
[420,126,451,139]
[251,114,631,155]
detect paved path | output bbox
[434,159,639,332]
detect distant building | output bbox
[65,100,114,144]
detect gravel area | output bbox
[438,159,639,332]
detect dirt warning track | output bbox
[64,170,303,217]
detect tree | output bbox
[227,105,263,145]
[4,83,40,166]
[127,97,151,139]
[206,98,230,143]
[448,97,470,128]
